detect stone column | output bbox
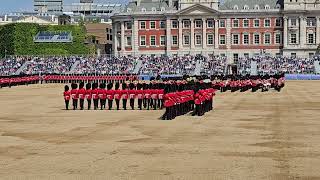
[113,22,118,56]
[178,18,183,52]
[300,16,306,48]
[133,19,139,56]
[226,18,232,64]
[317,17,320,45]
[121,21,125,54]
[283,17,288,48]
[202,18,207,51]
[166,18,171,56]
[190,18,195,49]
[214,19,219,49]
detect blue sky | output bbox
[0,0,127,13]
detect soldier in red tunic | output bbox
[136,83,144,110]
[98,83,107,110]
[128,83,136,110]
[63,85,71,110]
[121,83,129,110]
[85,83,92,110]
[78,82,86,110]
[114,83,122,110]
[91,83,99,110]
[106,83,114,110]
[70,83,78,110]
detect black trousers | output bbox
[100,99,106,110]
[115,99,120,110]
[65,100,69,110]
[108,99,113,110]
[80,99,84,110]
[153,99,157,110]
[123,99,127,110]
[87,99,91,110]
[138,99,143,110]
[93,99,99,110]
[130,99,135,110]
[72,99,78,110]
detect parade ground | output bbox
[0,81,320,180]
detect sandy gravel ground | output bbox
[0,81,320,180]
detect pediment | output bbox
[177,4,220,15]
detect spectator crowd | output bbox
[1,55,319,76]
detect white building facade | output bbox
[111,0,320,60]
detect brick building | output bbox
[111,0,320,61]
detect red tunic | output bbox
[136,89,144,99]
[114,89,122,100]
[85,89,92,100]
[121,89,129,99]
[151,89,158,100]
[144,89,151,99]
[92,89,99,100]
[78,88,86,100]
[128,89,136,99]
[70,89,78,100]
[106,89,115,100]
[63,91,71,100]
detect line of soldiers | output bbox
[63,81,165,111]
[162,81,216,120]
[211,74,285,93]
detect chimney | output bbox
[136,0,141,6]
[169,0,173,7]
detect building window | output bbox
[233,5,239,10]
[244,53,249,58]
[243,34,249,44]
[172,35,178,45]
[254,34,260,44]
[254,19,260,27]
[233,19,239,28]
[308,33,315,44]
[207,34,214,45]
[195,34,202,45]
[219,35,226,45]
[291,53,296,58]
[183,35,190,45]
[219,20,225,28]
[126,22,132,30]
[160,21,165,29]
[233,53,239,62]
[151,7,156,12]
[264,19,271,27]
[232,34,239,45]
[150,36,156,46]
[290,18,297,26]
[161,7,165,11]
[172,20,178,28]
[160,36,166,46]
[290,33,297,44]
[243,5,249,10]
[207,20,214,28]
[254,5,260,10]
[140,21,146,29]
[243,19,249,27]
[307,18,316,27]
[126,36,132,46]
[275,33,281,44]
[264,33,271,44]
[275,18,282,27]
[183,20,190,28]
[150,21,156,29]
[140,36,146,46]
[264,5,270,9]
[141,8,146,12]
[195,20,202,28]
